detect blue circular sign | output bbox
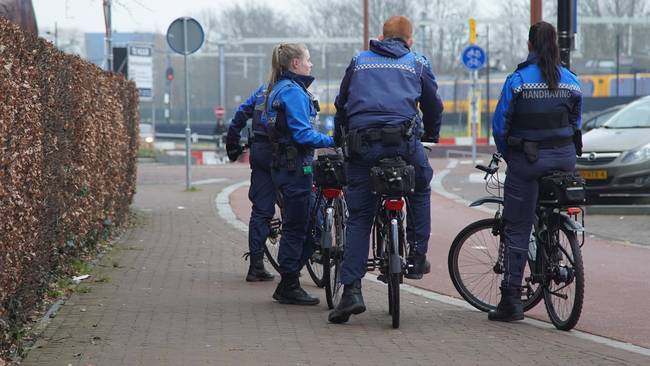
[461,45,486,71]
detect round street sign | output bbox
[166,17,204,55]
[461,45,486,71]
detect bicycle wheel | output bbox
[542,226,584,331]
[448,218,543,312]
[326,198,346,309]
[306,196,326,288]
[263,211,282,273]
[387,272,400,328]
[388,216,401,328]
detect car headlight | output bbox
[145,137,154,143]
[621,143,650,164]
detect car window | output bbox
[603,100,650,128]
[594,110,618,128]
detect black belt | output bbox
[537,137,573,149]
[507,136,573,149]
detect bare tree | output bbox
[579,0,649,60]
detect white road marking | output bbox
[193,178,228,186]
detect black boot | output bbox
[246,254,274,282]
[272,273,319,305]
[488,287,524,322]
[328,280,366,324]
[405,252,431,280]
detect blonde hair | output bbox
[266,43,308,96]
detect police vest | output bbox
[508,61,580,142]
[251,88,268,136]
[265,79,320,147]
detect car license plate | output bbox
[578,170,608,180]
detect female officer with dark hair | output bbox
[265,43,335,305]
[490,21,582,322]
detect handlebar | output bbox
[476,153,502,180]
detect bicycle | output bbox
[448,152,586,331]
[306,152,348,309]
[365,157,416,329]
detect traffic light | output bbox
[166,67,174,81]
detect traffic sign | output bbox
[461,45,486,71]
[214,106,225,120]
[166,17,204,55]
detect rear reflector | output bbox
[566,207,581,215]
[384,199,404,211]
[322,188,343,199]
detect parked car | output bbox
[581,104,624,132]
[139,123,155,148]
[577,96,650,203]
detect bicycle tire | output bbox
[326,198,346,309]
[263,211,282,273]
[306,194,327,288]
[389,216,401,328]
[306,252,326,287]
[448,218,543,312]
[542,226,584,331]
[388,272,400,328]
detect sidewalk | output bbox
[21,164,650,365]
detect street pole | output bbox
[486,24,490,142]
[183,18,192,190]
[471,70,478,164]
[103,0,113,71]
[363,0,369,50]
[558,0,572,68]
[616,33,621,97]
[219,43,226,112]
[54,22,58,48]
[531,0,542,25]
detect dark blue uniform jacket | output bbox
[334,38,443,137]
[226,84,267,144]
[492,53,582,157]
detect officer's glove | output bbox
[226,142,243,162]
[421,131,439,143]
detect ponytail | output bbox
[529,21,561,89]
[266,43,308,97]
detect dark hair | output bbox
[529,21,561,89]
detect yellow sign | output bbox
[578,170,608,180]
[469,18,477,45]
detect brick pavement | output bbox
[21,164,650,366]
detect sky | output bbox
[33,0,499,34]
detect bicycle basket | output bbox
[314,153,346,188]
[369,157,415,196]
[538,171,586,207]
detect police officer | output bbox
[328,16,443,323]
[226,85,275,282]
[265,43,335,305]
[489,21,582,322]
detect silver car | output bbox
[577,96,650,202]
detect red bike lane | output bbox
[227,159,650,349]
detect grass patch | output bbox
[77,285,93,294]
[94,273,111,283]
[185,186,200,192]
[70,259,92,275]
[138,147,163,159]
